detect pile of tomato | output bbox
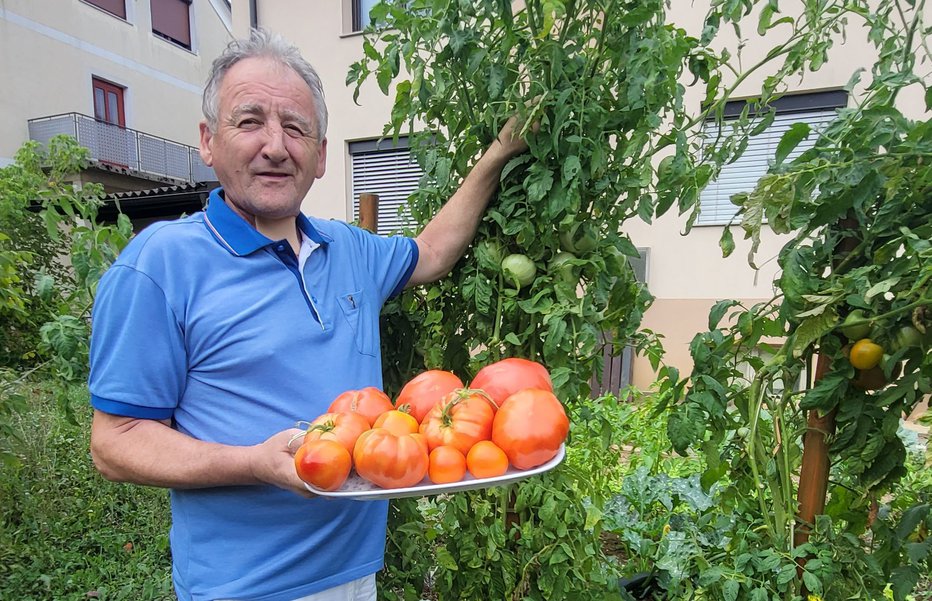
[293,358,570,492]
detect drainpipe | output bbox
[249,0,258,29]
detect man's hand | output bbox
[250,427,316,497]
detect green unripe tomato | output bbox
[559,222,598,255]
[892,325,923,351]
[839,309,871,341]
[501,254,537,289]
[549,251,578,288]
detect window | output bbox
[353,0,381,31]
[83,0,126,19]
[349,137,422,235]
[697,90,847,226]
[151,0,192,49]
[92,78,125,127]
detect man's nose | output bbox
[260,124,289,162]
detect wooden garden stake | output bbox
[359,193,379,233]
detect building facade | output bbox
[1,0,234,226]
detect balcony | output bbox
[27,113,215,186]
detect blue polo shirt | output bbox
[88,188,418,601]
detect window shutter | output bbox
[697,109,838,225]
[151,0,192,49]
[84,0,126,19]
[351,146,422,235]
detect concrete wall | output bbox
[0,0,234,164]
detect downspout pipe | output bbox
[249,0,258,29]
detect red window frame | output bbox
[92,78,126,127]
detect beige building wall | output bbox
[0,0,234,165]
[227,2,928,390]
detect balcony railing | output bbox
[28,113,215,185]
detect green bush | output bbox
[0,381,173,600]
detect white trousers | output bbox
[217,574,376,601]
[291,575,377,601]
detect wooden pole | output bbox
[359,193,379,233]
[795,215,859,567]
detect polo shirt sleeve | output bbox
[88,264,186,420]
[347,227,419,302]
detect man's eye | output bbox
[237,119,261,128]
[284,125,307,137]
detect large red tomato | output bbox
[302,412,370,453]
[294,439,352,491]
[469,358,553,407]
[395,370,465,423]
[328,387,394,426]
[419,390,495,455]
[492,389,569,470]
[353,428,429,489]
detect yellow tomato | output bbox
[849,338,883,370]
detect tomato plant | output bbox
[419,389,495,454]
[469,357,552,407]
[294,439,352,492]
[327,387,393,426]
[394,369,464,423]
[465,440,509,479]
[492,388,568,470]
[353,428,429,489]
[428,445,467,484]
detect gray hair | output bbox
[202,28,328,137]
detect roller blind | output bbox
[84,0,126,19]
[151,0,192,49]
[697,108,839,225]
[350,141,422,236]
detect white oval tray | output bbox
[304,444,565,501]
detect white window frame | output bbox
[349,137,422,236]
[697,91,848,226]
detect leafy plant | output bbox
[659,1,932,599]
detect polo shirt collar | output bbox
[203,187,330,256]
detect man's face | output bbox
[199,57,327,223]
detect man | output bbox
[88,29,527,601]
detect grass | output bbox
[0,382,173,601]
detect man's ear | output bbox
[199,121,214,166]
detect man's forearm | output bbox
[409,129,525,286]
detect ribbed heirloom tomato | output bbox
[327,387,394,426]
[492,389,569,470]
[394,369,464,423]
[470,357,553,407]
[294,439,352,492]
[420,389,495,455]
[302,412,370,453]
[353,428,429,489]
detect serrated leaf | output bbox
[792,310,837,358]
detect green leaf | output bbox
[708,300,740,330]
[722,579,739,601]
[719,227,735,257]
[791,310,836,358]
[775,122,811,166]
[800,370,849,412]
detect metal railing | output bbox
[27,113,215,185]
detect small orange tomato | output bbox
[303,412,370,453]
[373,409,419,436]
[849,338,883,370]
[294,439,352,492]
[328,387,394,426]
[428,446,467,484]
[466,440,509,479]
